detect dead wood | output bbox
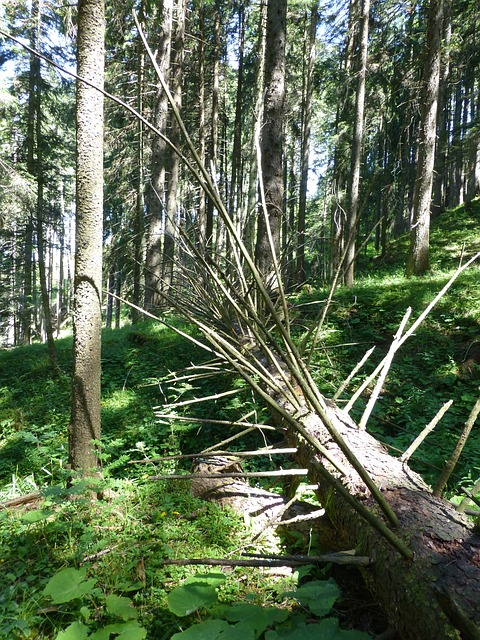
[189,456,329,543]
[278,398,480,640]
[158,551,372,568]
[0,491,42,508]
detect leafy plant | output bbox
[42,566,147,640]
[167,573,371,639]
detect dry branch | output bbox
[129,447,297,465]
[158,552,372,569]
[0,491,42,508]
[148,469,308,481]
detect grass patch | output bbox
[1,200,480,637]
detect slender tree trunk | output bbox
[36,154,58,370]
[406,0,444,277]
[432,0,451,216]
[329,0,358,281]
[161,0,185,295]
[244,0,267,259]
[205,1,221,260]
[227,2,245,238]
[23,0,41,346]
[105,267,114,329]
[32,28,57,370]
[132,2,145,323]
[296,3,317,288]
[471,80,480,199]
[255,0,286,285]
[144,0,173,310]
[56,189,65,338]
[69,0,105,475]
[196,5,207,252]
[344,0,370,287]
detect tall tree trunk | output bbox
[470,80,480,200]
[161,0,185,294]
[406,0,444,277]
[36,132,58,371]
[329,0,358,281]
[132,2,145,324]
[205,1,221,260]
[227,2,246,240]
[69,0,104,475]
[196,5,207,252]
[23,0,41,346]
[56,187,65,338]
[344,0,370,287]
[255,0,286,285]
[144,0,173,310]
[244,0,267,259]
[296,2,317,288]
[432,0,451,216]
[32,15,57,370]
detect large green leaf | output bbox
[287,579,341,617]
[44,567,97,604]
[171,619,247,640]
[172,620,230,639]
[20,509,51,524]
[184,573,226,588]
[55,622,89,640]
[222,603,288,639]
[96,621,147,640]
[167,583,218,617]
[105,594,138,621]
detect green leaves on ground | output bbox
[285,578,341,617]
[265,617,372,639]
[168,575,371,639]
[43,567,98,604]
[43,567,146,640]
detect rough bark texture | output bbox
[344,0,370,287]
[255,0,286,281]
[144,0,173,309]
[69,0,104,474]
[281,401,480,640]
[406,0,444,276]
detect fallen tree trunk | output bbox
[279,399,480,640]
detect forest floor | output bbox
[0,198,479,639]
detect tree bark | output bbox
[296,2,317,288]
[344,0,370,287]
[69,0,104,475]
[275,396,480,639]
[255,0,286,283]
[161,0,184,295]
[406,0,444,277]
[132,1,145,324]
[144,0,173,310]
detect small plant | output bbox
[166,572,372,639]
[42,566,147,640]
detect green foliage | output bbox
[167,572,370,640]
[41,566,147,640]
[2,201,480,637]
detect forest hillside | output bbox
[0,198,479,639]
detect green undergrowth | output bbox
[0,320,372,638]
[0,478,271,639]
[2,200,480,637]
